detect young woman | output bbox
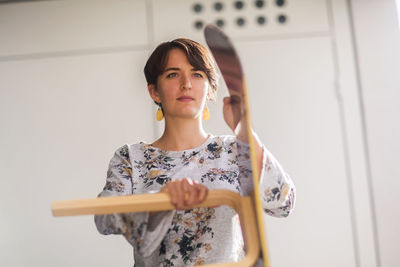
[95,38,295,266]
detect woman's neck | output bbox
[152,117,209,151]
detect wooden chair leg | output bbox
[52,189,260,266]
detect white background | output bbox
[0,0,399,266]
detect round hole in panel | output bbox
[236,17,246,27]
[234,1,244,10]
[277,14,287,24]
[194,20,204,30]
[193,3,203,13]
[214,2,224,11]
[276,0,285,7]
[255,0,265,8]
[256,16,266,25]
[215,19,225,28]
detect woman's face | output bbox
[149,48,210,120]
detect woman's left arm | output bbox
[258,144,296,217]
[222,96,263,175]
[224,96,295,218]
[236,135,296,218]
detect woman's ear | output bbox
[148,84,161,103]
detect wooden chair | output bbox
[52,25,270,267]
[52,189,260,266]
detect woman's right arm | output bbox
[94,145,174,257]
[95,145,134,235]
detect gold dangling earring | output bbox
[203,106,210,121]
[156,107,163,121]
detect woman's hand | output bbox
[223,94,263,177]
[223,94,250,142]
[160,178,208,210]
[223,95,243,132]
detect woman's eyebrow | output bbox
[164,67,180,72]
[164,67,202,72]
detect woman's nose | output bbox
[181,74,192,90]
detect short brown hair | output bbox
[144,38,218,101]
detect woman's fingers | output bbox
[169,179,189,209]
[184,179,197,206]
[186,180,208,206]
[223,96,231,105]
[196,183,208,203]
[163,179,209,209]
[223,95,243,132]
[175,180,186,209]
[165,183,177,206]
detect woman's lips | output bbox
[177,96,194,102]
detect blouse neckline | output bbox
[140,134,215,156]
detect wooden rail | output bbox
[52,190,260,266]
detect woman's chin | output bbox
[167,112,201,120]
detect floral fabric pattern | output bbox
[95,135,295,266]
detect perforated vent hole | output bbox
[190,0,289,30]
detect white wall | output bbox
[0,1,151,266]
[0,0,399,266]
[350,1,400,266]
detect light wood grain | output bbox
[51,189,260,266]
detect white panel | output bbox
[152,0,329,43]
[330,1,379,266]
[351,1,400,267]
[0,50,152,266]
[0,0,148,57]
[237,37,356,267]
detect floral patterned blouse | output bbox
[95,135,295,266]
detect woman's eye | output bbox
[166,73,177,78]
[193,72,204,78]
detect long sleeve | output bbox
[259,146,295,217]
[236,139,295,218]
[94,145,174,257]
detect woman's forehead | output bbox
[161,48,207,74]
[165,49,190,66]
